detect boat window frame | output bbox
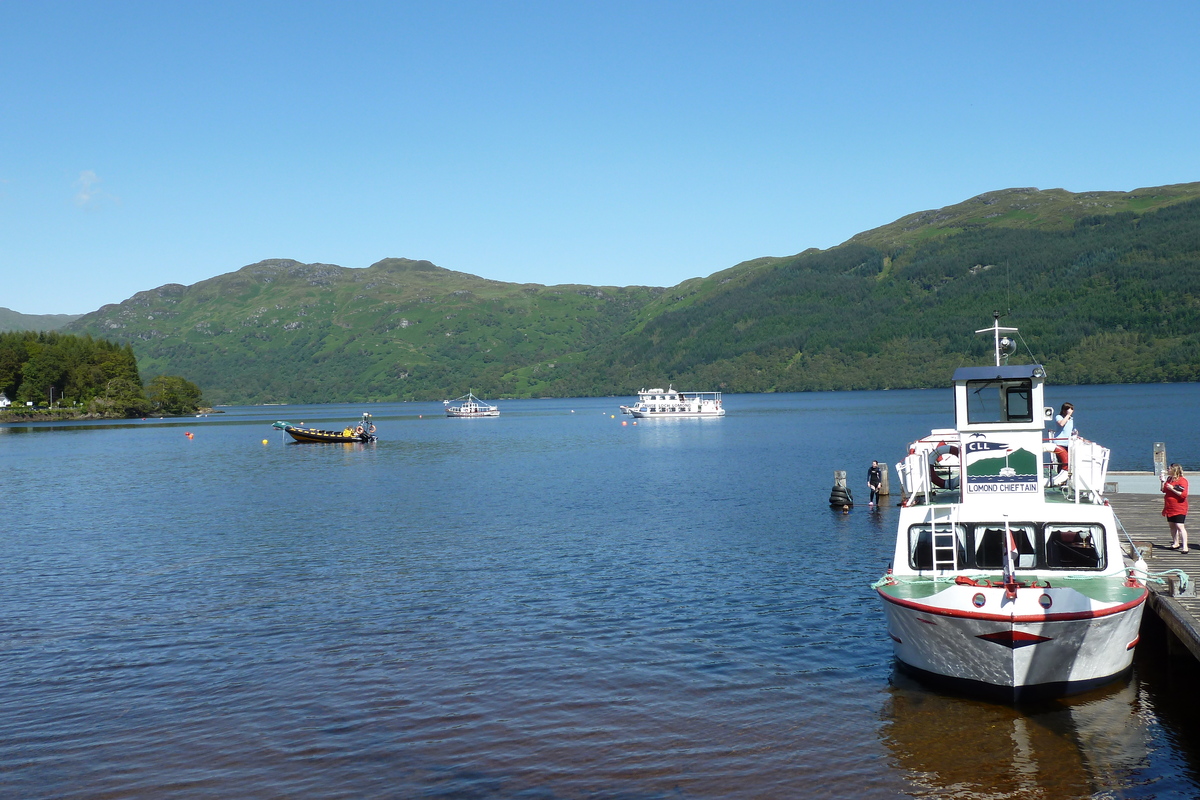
[970,523,1039,570]
[964,378,1035,425]
[907,523,968,571]
[1044,523,1107,571]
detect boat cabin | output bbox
[897,359,1109,508]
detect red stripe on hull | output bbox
[877,587,1146,623]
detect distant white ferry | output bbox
[444,391,499,417]
[621,386,725,418]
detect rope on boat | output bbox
[1126,566,1190,592]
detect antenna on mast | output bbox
[976,310,1018,367]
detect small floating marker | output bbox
[262,439,269,445]
[621,420,627,426]
[185,432,194,439]
[632,421,637,425]
[611,414,615,418]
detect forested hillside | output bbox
[66,258,662,404]
[65,183,1200,404]
[566,193,1200,393]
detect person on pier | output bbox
[1162,463,1190,554]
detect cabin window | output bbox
[965,379,1034,424]
[908,524,967,570]
[1044,524,1106,570]
[973,524,1037,569]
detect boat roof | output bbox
[952,364,1045,382]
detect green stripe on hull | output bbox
[879,576,1142,604]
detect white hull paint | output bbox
[445,408,499,417]
[623,386,724,418]
[880,588,1144,692]
[628,408,724,418]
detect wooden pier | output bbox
[1110,493,1200,661]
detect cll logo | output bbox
[966,441,1009,454]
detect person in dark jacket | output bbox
[867,460,883,507]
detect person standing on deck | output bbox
[1049,402,1075,486]
[1162,463,1189,554]
[867,460,883,507]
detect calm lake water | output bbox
[4,384,1200,799]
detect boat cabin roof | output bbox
[952,364,1045,382]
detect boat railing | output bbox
[1066,436,1111,504]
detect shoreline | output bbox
[0,407,221,422]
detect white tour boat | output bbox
[621,386,725,418]
[874,314,1148,701]
[444,391,499,417]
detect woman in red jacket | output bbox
[1163,463,1190,553]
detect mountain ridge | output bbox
[63,182,1200,403]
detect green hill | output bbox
[66,258,662,404]
[0,307,81,333]
[66,183,1200,403]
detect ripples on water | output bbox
[4,386,1200,798]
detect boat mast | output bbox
[975,310,1018,367]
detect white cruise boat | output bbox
[444,391,499,417]
[621,386,725,418]
[874,315,1148,701]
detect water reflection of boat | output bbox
[272,412,377,443]
[881,672,1150,798]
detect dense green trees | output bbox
[146,375,204,415]
[0,331,203,417]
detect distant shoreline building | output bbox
[0,392,9,408]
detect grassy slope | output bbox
[0,307,81,333]
[65,182,1200,402]
[585,184,1200,392]
[67,258,662,404]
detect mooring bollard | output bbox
[830,470,853,508]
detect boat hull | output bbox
[878,580,1146,700]
[283,427,373,443]
[445,409,499,417]
[628,408,724,418]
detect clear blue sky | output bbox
[3,1,1198,314]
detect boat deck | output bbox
[1109,494,1200,662]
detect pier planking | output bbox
[1110,493,1200,662]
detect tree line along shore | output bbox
[0,331,203,419]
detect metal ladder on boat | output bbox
[931,507,959,572]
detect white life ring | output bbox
[928,444,960,489]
